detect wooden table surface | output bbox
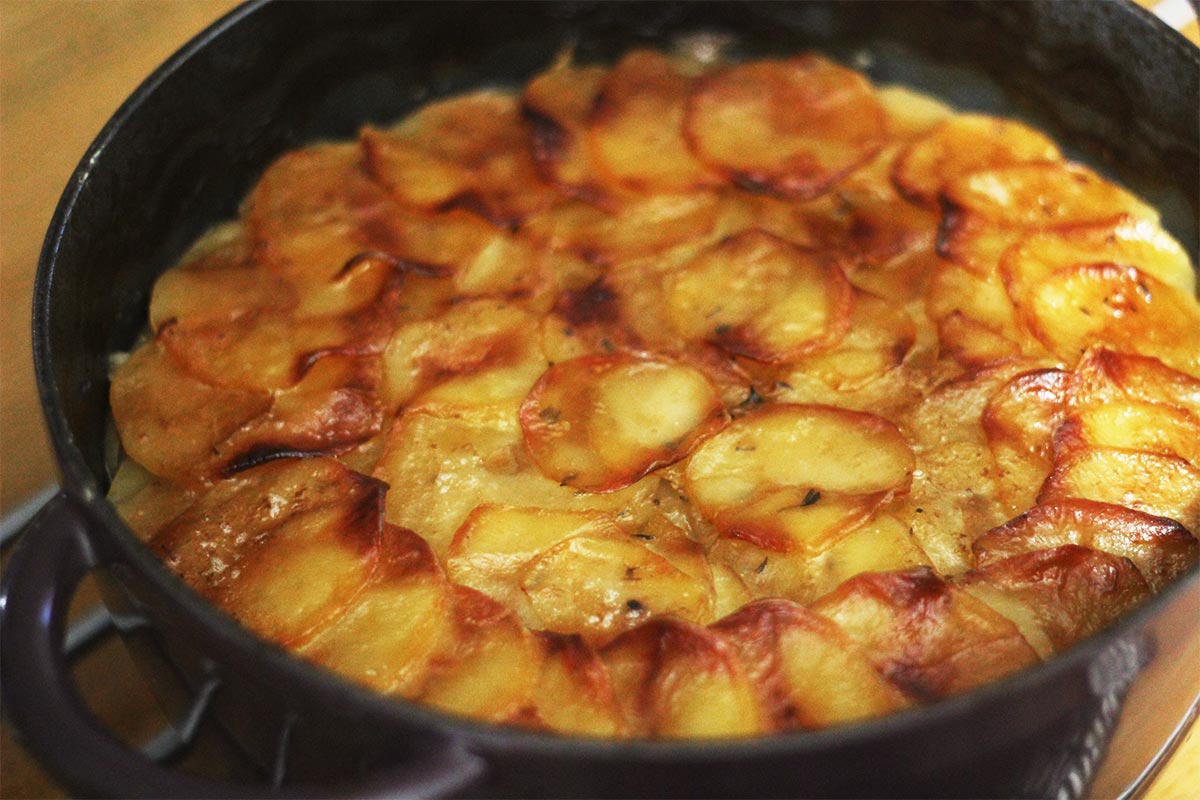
[0,1,1196,798]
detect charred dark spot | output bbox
[714,324,732,336]
[436,192,517,231]
[756,557,769,574]
[731,171,776,196]
[523,105,569,165]
[538,406,562,424]
[626,598,645,612]
[624,566,639,580]
[220,447,321,478]
[599,338,616,354]
[801,489,821,507]
[935,197,965,259]
[739,386,765,409]
[559,473,578,486]
[631,532,655,541]
[554,278,619,327]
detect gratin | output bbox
[108,49,1200,738]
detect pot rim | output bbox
[29,0,1200,764]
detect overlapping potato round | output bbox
[110,47,1200,739]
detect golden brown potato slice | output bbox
[151,457,385,647]
[523,61,610,197]
[110,341,272,482]
[943,162,1157,229]
[149,246,296,332]
[788,290,917,392]
[973,499,1198,593]
[812,567,1038,701]
[1021,264,1200,374]
[713,599,911,730]
[588,50,718,194]
[1000,216,1194,312]
[981,368,1067,513]
[926,260,1042,362]
[960,544,1150,659]
[892,115,1062,208]
[1068,348,1200,418]
[709,488,884,554]
[1057,401,1200,468]
[601,618,766,737]
[663,230,853,363]
[299,525,454,696]
[368,90,556,225]
[520,354,727,492]
[807,514,933,599]
[685,56,885,199]
[418,586,544,722]
[875,85,954,140]
[532,634,627,737]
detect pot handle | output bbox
[0,493,487,799]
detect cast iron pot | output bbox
[3,1,1198,797]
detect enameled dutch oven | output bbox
[2,2,1198,797]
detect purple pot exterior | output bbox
[4,2,1198,797]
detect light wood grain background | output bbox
[0,1,1195,797]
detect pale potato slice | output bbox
[299,525,454,696]
[447,505,617,616]
[1039,449,1200,547]
[1022,264,1200,374]
[521,535,712,640]
[687,404,913,510]
[812,567,1039,701]
[892,115,1061,208]
[523,61,610,196]
[942,162,1157,230]
[520,354,727,492]
[382,299,543,410]
[788,291,917,392]
[533,634,626,737]
[588,50,718,193]
[685,56,885,199]
[981,368,1067,514]
[1000,216,1195,311]
[926,260,1041,361]
[663,230,853,363]
[375,404,657,558]
[710,488,882,554]
[936,311,1026,367]
[808,513,933,599]
[107,459,196,542]
[973,499,1198,593]
[418,587,543,722]
[150,259,296,332]
[713,599,911,730]
[110,341,272,482]
[360,126,474,210]
[151,458,384,647]
[959,545,1150,659]
[601,619,766,737]
[875,85,954,140]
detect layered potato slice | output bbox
[530,634,626,736]
[662,230,853,363]
[712,599,912,729]
[522,59,611,199]
[686,404,914,556]
[959,544,1150,659]
[981,368,1067,514]
[686,56,886,199]
[892,115,1062,208]
[973,499,1198,592]
[588,50,719,194]
[520,353,727,491]
[811,567,1039,702]
[601,618,766,737]
[150,458,385,647]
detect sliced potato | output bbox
[808,513,933,599]
[686,56,885,199]
[149,259,296,332]
[588,50,718,193]
[533,633,626,737]
[107,459,196,542]
[1058,401,1200,468]
[788,290,917,392]
[812,567,1038,701]
[663,230,853,363]
[713,599,911,730]
[418,586,543,721]
[151,457,384,647]
[892,115,1061,208]
[110,341,272,482]
[523,61,611,196]
[960,544,1150,659]
[299,525,454,695]
[520,354,727,492]
[1068,348,1200,418]
[973,499,1198,593]
[601,618,766,737]
[981,368,1067,513]
[1022,264,1200,374]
